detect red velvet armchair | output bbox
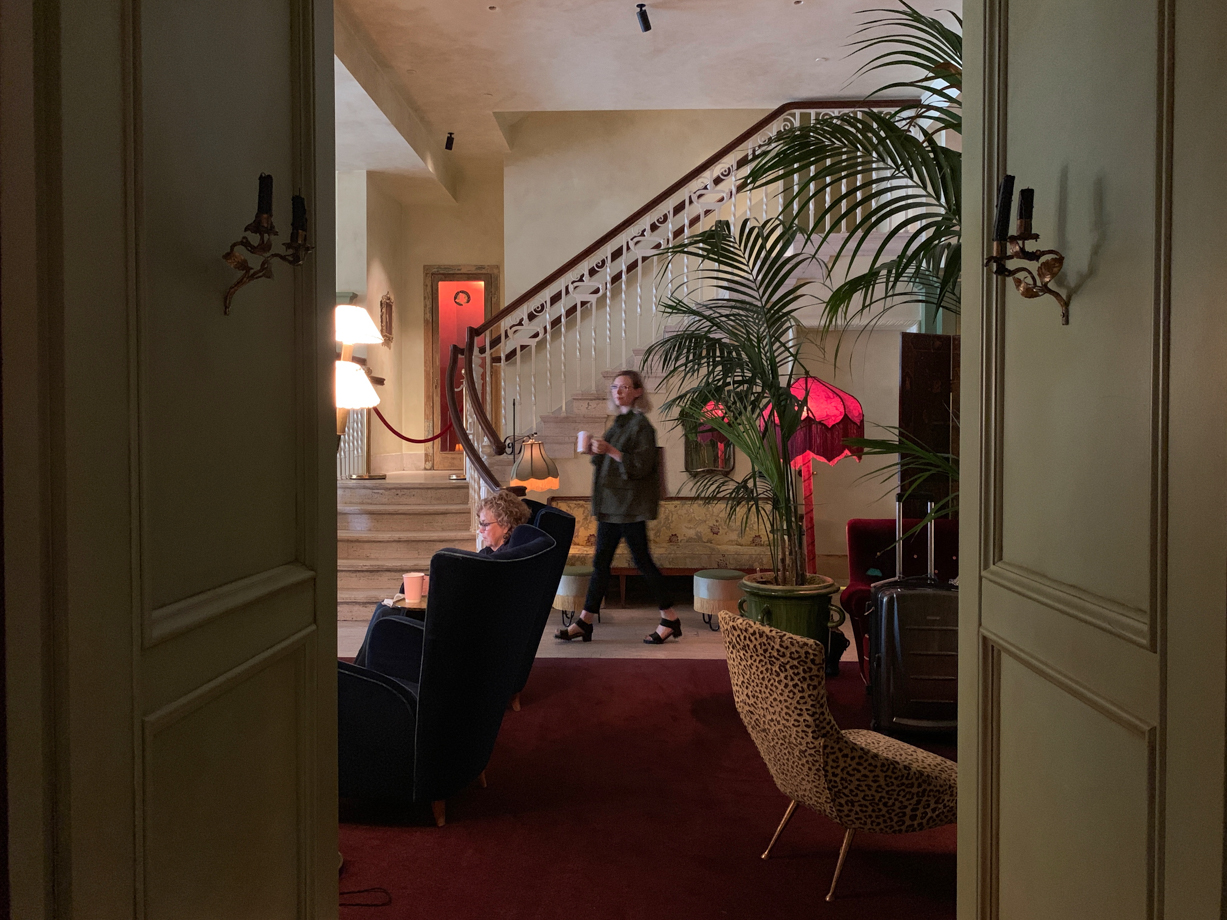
[841,518,958,684]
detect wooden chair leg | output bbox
[825,828,855,901]
[431,800,446,827]
[510,692,521,711]
[760,799,798,859]
[477,770,487,788]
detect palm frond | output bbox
[742,2,962,332]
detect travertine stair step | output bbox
[339,530,476,560]
[336,480,469,504]
[338,503,471,532]
[338,558,437,591]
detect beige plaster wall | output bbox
[368,157,504,471]
[362,174,406,461]
[503,109,770,301]
[335,170,367,293]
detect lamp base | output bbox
[349,473,386,480]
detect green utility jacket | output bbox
[590,411,660,523]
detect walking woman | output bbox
[555,370,682,645]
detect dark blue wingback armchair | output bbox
[337,524,557,824]
[511,501,576,708]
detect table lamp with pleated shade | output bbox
[509,437,559,492]
[334,304,384,439]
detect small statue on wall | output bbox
[379,291,394,346]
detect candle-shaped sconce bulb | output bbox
[257,173,273,217]
[1018,188,1035,222]
[992,174,1015,242]
[291,194,307,238]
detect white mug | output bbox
[402,572,425,603]
[577,430,590,453]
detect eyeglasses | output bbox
[609,385,636,393]
[477,519,496,529]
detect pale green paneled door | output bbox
[961,1,1226,918]
[4,0,338,916]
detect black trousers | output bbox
[584,520,674,614]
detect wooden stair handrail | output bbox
[446,343,501,492]
[474,97,909,337]
[456,96,912,492]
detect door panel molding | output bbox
[983,561,1148,647]
[981,0,1174,653]
[148,562,315,645]
[979,637,1159,920]
[141,626,317,918]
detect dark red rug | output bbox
[339,659,956,919]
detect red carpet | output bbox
[339,659,956,919]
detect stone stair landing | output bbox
[337,474,474,621]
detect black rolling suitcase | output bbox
[869,495,958,735]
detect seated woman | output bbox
[352,489,529,668]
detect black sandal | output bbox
[643,616,682,644]
[555,618,593,642]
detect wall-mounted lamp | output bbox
[636,3,651,32]
[445,132,454,151]
[335,304,384,441]
[222,174,314,314]
[983,174,1071,324]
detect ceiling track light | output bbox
[444,132,454,151]
[636,3,651,32]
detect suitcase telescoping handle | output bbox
[895,492,938,581]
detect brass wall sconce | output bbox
[222,173,315,314]
[983,175,1070,325]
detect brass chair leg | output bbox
[761,799,799,859]
[431,800,446,827]
[825,828,855,902]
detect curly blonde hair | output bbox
[477,489,530,531]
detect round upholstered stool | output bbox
[553,565,596,626]
[693,569,746,631]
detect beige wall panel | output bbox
[503,109,769,301]
[140,0,300,607]
[996,652,1151,920]
[998,0,1160,615]
[144,643,308,919]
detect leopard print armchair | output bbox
[718,611,957,901]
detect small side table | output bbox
[553,565,596,626]
[693,569,746,631]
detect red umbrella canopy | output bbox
[762,377,865,469]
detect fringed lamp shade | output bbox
[786,378,865,468]
[510,437,560,492]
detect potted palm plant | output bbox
[642,217,846,643]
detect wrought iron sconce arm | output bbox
[222,175,314,314]
[983,178,1071,325]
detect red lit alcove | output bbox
[437,280,485,452]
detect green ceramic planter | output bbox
[737,573,846,651]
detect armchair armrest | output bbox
[367,615,426,684]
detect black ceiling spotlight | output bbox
[636,3,651,32]
[444,132,454,151]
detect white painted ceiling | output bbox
[335,57,431,173]
[339,0,958,160]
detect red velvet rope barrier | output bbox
[371,405,453,444]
